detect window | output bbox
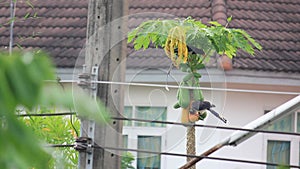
[123,106,133,126]
[267,140,290,169]
[266,113,293,132]
[137,136,161,169]
[264,110,300,168]
[123,106,167,127]
[136,107,167,127]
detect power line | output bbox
[114,116,300,137]
[45,79,300,95]
[18,113,300,137]
[47,144,300,168]
[17,112,76,117]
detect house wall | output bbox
[122,83,299,169]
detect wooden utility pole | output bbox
[79,0,127,169]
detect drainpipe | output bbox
[180,95,300,169]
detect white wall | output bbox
[57,67,300,168]
[123,83,299,169]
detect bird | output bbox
[190,101,227,123]
[187,45,205,55]
[173,45,205,55]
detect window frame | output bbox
[263,110,300,168]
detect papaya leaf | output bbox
[235,29,262,50]
[26,0,34,9]
[127,29,138,43]
[209,21,222,27]
[24,12,31,19]
[227,16,232,22]
[133,35,146,50]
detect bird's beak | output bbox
[211,104,216,108]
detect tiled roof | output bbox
[127,0,212,69]
[0,0,299,73]
[0,0,87,67]
[227,0,300,72]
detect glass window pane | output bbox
[123,106,133,126]
[267,140,290,169]
[135,107,167,127]
[266,114,293,132]
[137,136,161,169]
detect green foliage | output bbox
[20,108,80,168]
[121,152,135,169]
[276,164,289,169]
[0,51,54,169]
[128,16,262,113]
[128,16,262,59]
[128,19,178,49]
[0,51,110,169]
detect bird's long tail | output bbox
[208,109,227,123]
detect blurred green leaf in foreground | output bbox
[20,108,80,168]
[0,51,110,169]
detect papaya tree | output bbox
[128,17,262,123]
[128,17,262,168]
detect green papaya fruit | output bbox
[173,102,181,109]
[178,81,190,109]
[183,73,193,82]
[192,81,204,101]
[193,72,201,78]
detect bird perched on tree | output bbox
[174,45,205,55]
[187,45,205,55]
[190,101,227,123]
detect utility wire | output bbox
[17,113,300,137]
[47,144,300,168]
[114,116,300,137]
[45,79,300,95]
[17,112,76,117]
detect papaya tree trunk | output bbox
[187,77,196,169]
[187,126,196,169]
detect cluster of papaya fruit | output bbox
[173,73,207,123]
